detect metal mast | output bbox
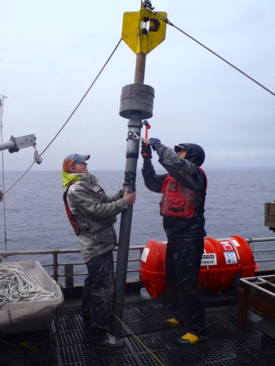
[111,1,167,337]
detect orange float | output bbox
[140,235,256,299]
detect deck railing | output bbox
[246,237,275,264]
[0,237,275,288]
[0,246,144,287]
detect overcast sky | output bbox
[1,0,274,172]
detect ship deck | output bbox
[1,292,275,366]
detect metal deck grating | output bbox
[1,298,275,366]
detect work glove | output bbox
[149,138,161,151]
[141,141,152,161]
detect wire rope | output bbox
[39,38,122,157]
[1,38,122,198]
[152,11,275,97]
[112,311,166,366]
[0,98,8,249]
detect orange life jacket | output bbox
[63,183,82,236]
[159,169,207,218]
[63,182,117,236]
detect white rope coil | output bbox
[0,262,56,308]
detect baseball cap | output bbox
[62,154,90,172]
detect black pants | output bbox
[82,251,114,339]
[166,237,208,336]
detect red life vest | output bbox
[63,182,82,236]
[63,182,117,236]
[159,169,207,218]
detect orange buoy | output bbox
[140,235,256,299]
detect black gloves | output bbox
[141,141,152,161]
[141,137,161,160]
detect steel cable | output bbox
[152,10,275,97]
[2,38,122,198]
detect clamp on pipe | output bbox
[128,131,152,144]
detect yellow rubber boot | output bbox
[163,318,183,327]
[177,332,208,345]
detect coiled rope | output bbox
[0,261,56,308]
[0,280,65,352]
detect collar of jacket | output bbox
[61,171,99,189]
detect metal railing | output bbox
[0,237,275,288]
[0,246,144,288]
[246,237,275,264]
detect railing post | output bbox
[65,264,74,288]
[53,253,58,282]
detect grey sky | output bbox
[1,0,274,171]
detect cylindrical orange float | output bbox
[140,235,256,299]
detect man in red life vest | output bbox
[141,140,208,345]
[61,153,136,347]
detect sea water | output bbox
[0,169,274,275]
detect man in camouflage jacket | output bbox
[62,153,135,347]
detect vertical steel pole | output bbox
[111,54,147,337]
[134,53,146,84]
[110,0,167,339]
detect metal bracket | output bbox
[128,131,152,144]
[8,134,37,152]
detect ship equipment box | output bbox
[0,260,63,336]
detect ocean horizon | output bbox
[2,167,275,172]
[0,169,274,281]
